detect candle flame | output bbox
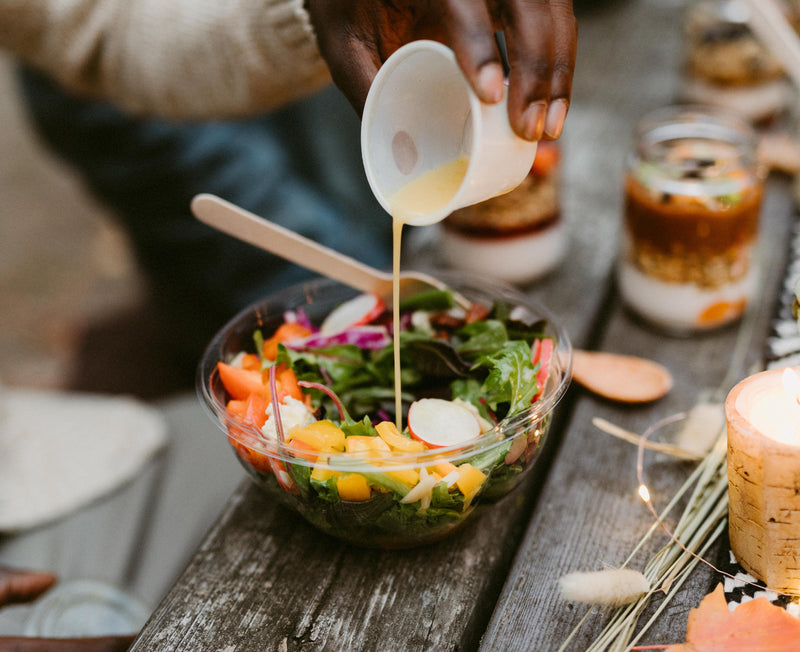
[782,367,800,406]
[638,484,650,503]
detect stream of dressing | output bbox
[387,156,469,429]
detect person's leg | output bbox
[16,67,390,387]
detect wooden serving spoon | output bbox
[569,350,673,404]
[192,193,673,404]
[191,193,472,308]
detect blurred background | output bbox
[0,52,246,622]
[0,53,184,399]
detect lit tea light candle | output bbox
[726,366,800,593]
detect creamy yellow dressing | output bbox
[387,156,469,429]
[388,156,469,223]
[391,217,404,429]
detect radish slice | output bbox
[407,398,481,448]
[319,294,385,335]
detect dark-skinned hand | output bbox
[305,0,577,141]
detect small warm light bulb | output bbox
[638,484,651,503]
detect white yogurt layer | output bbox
[617,260,758,332]
[440,220,566,284]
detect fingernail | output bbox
[476,63,505,103]
[544,99,568,139]
[521,101,548,141]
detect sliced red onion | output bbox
[298,380,348,422]
[268,365,286,444]
[286,325,391,351]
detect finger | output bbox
[441,0,506,104]
[0,566,57,606]
[544,0,577,139]
[502,0,556,140]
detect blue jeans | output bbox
[17,67,391,368]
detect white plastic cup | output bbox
[361,40,538,226]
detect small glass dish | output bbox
[24,580,149,637]
[198,273,572,548]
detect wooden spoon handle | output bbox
[191,194,392,297]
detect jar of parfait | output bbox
[682,0,800,124]
[438,140,566,284]
[617,105,766,333]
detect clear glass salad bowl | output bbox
[198,273,572,548]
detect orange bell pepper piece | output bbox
[276,365,304,402]
[217,362,266,401]
[240,353,262,371]
[226,399,248,418]
[243,392,269,429]
[262,322,312,361]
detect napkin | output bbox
[0,387,168,532]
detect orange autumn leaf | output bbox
[666,584,800,651]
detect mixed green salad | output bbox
[212,287,559,547]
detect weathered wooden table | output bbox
[131,1,799,649]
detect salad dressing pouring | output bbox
[388,157,470,428]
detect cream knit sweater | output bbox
[0,0,332,119]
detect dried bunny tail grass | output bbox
[673,401,726,458]
[559,568,650,608]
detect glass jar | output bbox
[438,140,566,284]
[682,0,799,123]
[617,105,766,334]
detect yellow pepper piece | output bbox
[456,463,486,502]
[290,420,346,452]
[375,421,425,452]
[336,473,372,501]
[370,436,392,452]
[345,435,390,453]
[310,457,338,482]
[386,468,420,487]
[434,461,459,477]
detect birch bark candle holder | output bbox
[726,366,800,593]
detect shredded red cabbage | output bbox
[286,325,391,351]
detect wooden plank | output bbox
[130,470,544,651]
[478,0,798,643]
[480,0,800,647]
[480,175,794,650]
